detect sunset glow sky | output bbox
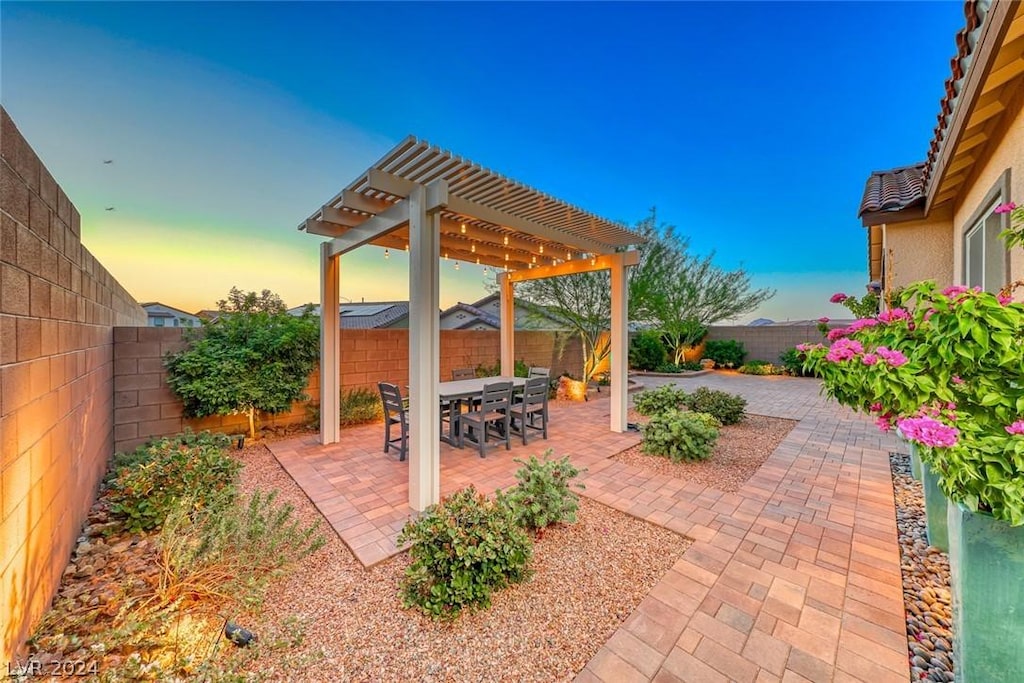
[2,1,965,320]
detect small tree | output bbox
[165,289,319,439]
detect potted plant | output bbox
[801,240,1024,681]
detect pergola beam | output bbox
[507,250,640,283]
[326,201,411,257]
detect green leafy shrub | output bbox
[108,431,240,533]
[654,361,702,373]
[641,409,720,462]
[738,360,778,375]
[702,340,747,368]
[629,330,668,371]
[397,486,532,619]
[159,489,326,609]
[340,388,383,426]
[633,385,689,416]
[687,411,722,429]
[778,347,814,376]
[684,386,747,425]
[165,292,320,438]
[497,451,585,532]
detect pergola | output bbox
[298,136,644,510]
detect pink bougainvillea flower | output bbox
[825,338,863,362]
[875,415,894,432]
[942,285,969,297]
[830,293,848,303]
[1005,421,1024,435]
[994,202,1017,214]
[877,308,910,324]
[826,328,849,341]
[869,402,883,412]
[897,416,959,448]
[848,318,879,332]
[818,317,830,324]
[875,346,908,367]
[861,353,879,365]
[998,293,1013,305]
[952,375,963,384]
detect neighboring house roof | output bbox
[195,309,221,320]
[140,302,201,321]
[747,318,774,326]
[288,301,411,329]
[440,302,500,329]
[858,164,927,217]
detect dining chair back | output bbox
[510,375,550,444]
[457,381,512,457]
[377,382,408,461]
[451,367,476,380]
[528,367,550,378]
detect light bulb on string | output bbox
[384,249,390,259]
[503,235,509,246]
[454,261,460,271]
[539,245,544,254]
[460,223,466,234]
[471,244,476,253]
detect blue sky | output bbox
[1,1,966,321]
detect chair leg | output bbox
[504,415,511,450]
[399,421,408,462]
[383,419,390,453]
[478,421,486,458]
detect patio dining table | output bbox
[438,375,527,446]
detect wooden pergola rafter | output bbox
[298,136,644,510]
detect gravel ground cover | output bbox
[235,442,691,682]
[614,411,797,492]
[890,452,956,682]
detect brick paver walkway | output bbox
[268,373,909,682]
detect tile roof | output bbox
[288,301,410,329]
[924,0,987,187]
[858,163,927,216]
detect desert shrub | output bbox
[687,411,722,429]
[702,339,747,368]
[629,330,668,371]
[738,360,778,375]
[108,431,240,533]
[633,385,689,416]
[340,388,383,426]
[779,347,814,377]
[497,451,585,532]
[684,387,747,425]
[641,409,720,462]
[398,486,532,619]
[475,361,501,377]
[159,489,325,609]
[654,361,702,373]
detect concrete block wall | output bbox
[1,108,147,663]
[112,328,584,453]
[706,325,824,364]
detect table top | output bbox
[437,375,526,400]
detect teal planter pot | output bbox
[948,503,1024,682]
[909,442,922,480]
[921,462,949,551]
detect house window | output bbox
[153,318,165,327]
[964,200,1006,292]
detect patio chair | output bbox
[452,367,477,380]
[528,366,550,378]
[508,375,550,445]
[458,381,512,457]
[378,382,408,462]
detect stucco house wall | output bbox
[951,97,1024,286]
[882,214,955,289]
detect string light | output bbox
[471,244,476,253]
[590,257,596,266]
[566,251,572,260]
[505,253,509,261]
[531,255,537,264]
[503,235,509,246]
[404,243,409,251]
[538,245,544,254]
[444,252,449,260]
[454,261,460,271]
[384,248,390,259]
[460,223,467,234]
[475,257,480,265]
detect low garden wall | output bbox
[111,327,584,453]
[706,324,824,364]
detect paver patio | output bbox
[267,373,909,682]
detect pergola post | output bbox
[408,185,441,511]
[319,242,341,444]
[498,272,515,376]
[609,253,628,433]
